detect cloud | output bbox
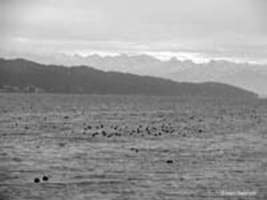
[0,0,266,64]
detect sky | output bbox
[0,0,267,63]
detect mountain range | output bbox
[0,58,257,98]
[26,54,266,96]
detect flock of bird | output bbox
[79,119,204,139]
[33,115,202,183]
[28,109,263,184]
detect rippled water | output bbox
[0,94,266,200]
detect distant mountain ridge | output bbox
[0,58,258,98]
[28,53,266,96]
